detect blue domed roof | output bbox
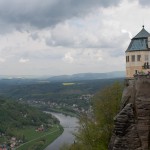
[126,26,150,52]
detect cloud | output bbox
[30,32,40,41]
[0,58,5,63]
[138,0,150,6]
[63,52,74,63]
[121,29,132,39]
[62,49,104,66]
[0,0,121,32]
[45,17,129,54]
[19,58,29,63]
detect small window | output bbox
[137,55,141,61]
[145,55,149,61]
[132,55,135,62]
[126,56,129,62]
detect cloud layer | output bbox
[0,0,121,31]
[0,0,149,75]
[138,0,150,5]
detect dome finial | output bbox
[142,25,145,28]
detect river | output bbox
[44,112,79,150]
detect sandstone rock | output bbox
[109,78,150,150]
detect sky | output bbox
[0,0,150,76]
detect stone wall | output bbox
[126,51,150,78]
[109,77,150,150]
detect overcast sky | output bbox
[0,0,150,76]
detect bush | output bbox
[71,82,123,150]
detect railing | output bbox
[134,73,150,79]
[142,65,150,69]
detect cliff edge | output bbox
[109,77,150,150]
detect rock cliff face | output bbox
[109,78,150,150]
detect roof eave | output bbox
[126,48,150,52]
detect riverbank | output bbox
[16,125,63,150]
[45,108,79,117]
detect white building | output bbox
[126,26,150,77]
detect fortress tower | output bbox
[126,26,150,77]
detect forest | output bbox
[0,78,124,107]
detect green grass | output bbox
[62,83,75,86]
[16,125,63,150]
[0,137,7,143]
[12,125,58,141]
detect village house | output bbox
[0,144,7,150]
[10,137,17,149]
[35,124,44,132]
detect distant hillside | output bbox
[48,71,125,82]
[0,78,124,110]
[0,98,58,133]
[0,71,125,83]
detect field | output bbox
[62,82,75,86]
[16,125,63,150]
